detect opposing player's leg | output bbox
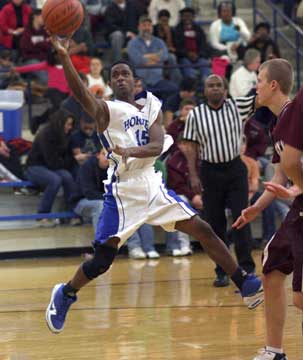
[175,215,263,309]
[46,237,119,333]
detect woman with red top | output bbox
[0,0,32,55]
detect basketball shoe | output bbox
[46,283,77,333]
[241,274,264,309]
[253,348,288,359]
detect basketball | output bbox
[42,0,84,37]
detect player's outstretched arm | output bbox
[110,111,164,163]
[49,35,109,133]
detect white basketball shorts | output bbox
[94,167,197,247]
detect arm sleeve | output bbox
[183,110,198,142]
[15,61,48,73]
[234,95,256,121]
[235,17,251,42]
[209,20,227,51]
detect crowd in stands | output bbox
[0,0,298,262]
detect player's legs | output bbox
[175,215,263,308]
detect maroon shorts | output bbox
[262,205,303,292]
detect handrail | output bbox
[252,0,303,90]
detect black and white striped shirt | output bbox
[183,96,255,163]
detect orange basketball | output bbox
[42,0,84,37]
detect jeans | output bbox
[179,57,211,88]
[73,198,104,234]
[109,30,125,63]
[127,224,156,252]
[25,166,77,213]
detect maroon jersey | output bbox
[272,87,303,208]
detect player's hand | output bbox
[232,205,260,229]
[109,145,130,164]
[49,34,70,56]
[191,194,203,210]
[189,174,203,195]
[264,181,302,199]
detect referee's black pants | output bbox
[200,156,255,276]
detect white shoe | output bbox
[252,348,288,360]
[129,247,146,259]
[38,218,56,228]
[171,249,182,257]
[180,247,193,256]
[146,250,160,259]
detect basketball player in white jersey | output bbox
[45,35,263,334]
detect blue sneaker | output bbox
[45,283,77,333]
[241,274,264,309]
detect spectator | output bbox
[104,0,139,62]
[0,136,25,180]
[166,99,201,256]
[148,0,185,27]
[127,224,160,259]
[163,77,197,129]
[25,109,77,227]
[127,14,179,101]
[71,151,108,233]
[87,57,113,99]
[153,9,182,86]
[247,22,280,63]
[70,112,101,169]
[174,7,211,87]
[81,0,110,35]
[209,1,251,62]
[133,0,151,17]
[19,9,50,84]
[69,24,94,74]
[0,0,32,58]
[0,49,24,89]
[229,49,260,98]
[134,76,144,95]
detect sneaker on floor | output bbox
[69,217,82,226]
[146,250,160,259]
[241,274,264,309]
[180,246,193,256]
[129,247,146,259]
[169,249,182,257]
[253,348,288,360]
[38,218,56,228]
[213,274,230,287]
[45,283,77,333]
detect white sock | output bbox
[266,346,283,354]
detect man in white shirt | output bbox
[229,49,261,98]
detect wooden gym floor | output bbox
[0,251,302,360]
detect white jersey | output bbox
[99,91,172,182]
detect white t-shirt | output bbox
[229,65,257,98]
[87,74,113,98]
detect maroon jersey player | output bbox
[233,58,303,360]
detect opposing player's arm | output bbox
[110,111,164,161]
[280,144,303,191]
[50,36,109,133]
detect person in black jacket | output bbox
[25,109,77,227]
[71,151,108,233]
[174,7,211,88]
[104,0,139,62]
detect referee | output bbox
[183,74,256,287]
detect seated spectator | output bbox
[133,0,151,17]
[0,136,25,181]
[69,24,94,74]
[70,151,108,233]
[87,57,113,99]
[25,109,77,227]
[127,15,179,101]
[127,224,160,259]
[19,9,50,84]
[165,99,201,256]
[0,0,32,59]
[163,77,197,129]
[174,7,211,88]
[104,0,139,62]
[149,0,185,27]
[70,112,101,171]
[229,49,260,98]
[209,1,251,62]
[0,49,25,89]
[81,0,110,36]
[153,9,182,85]
[246,22,280,63]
